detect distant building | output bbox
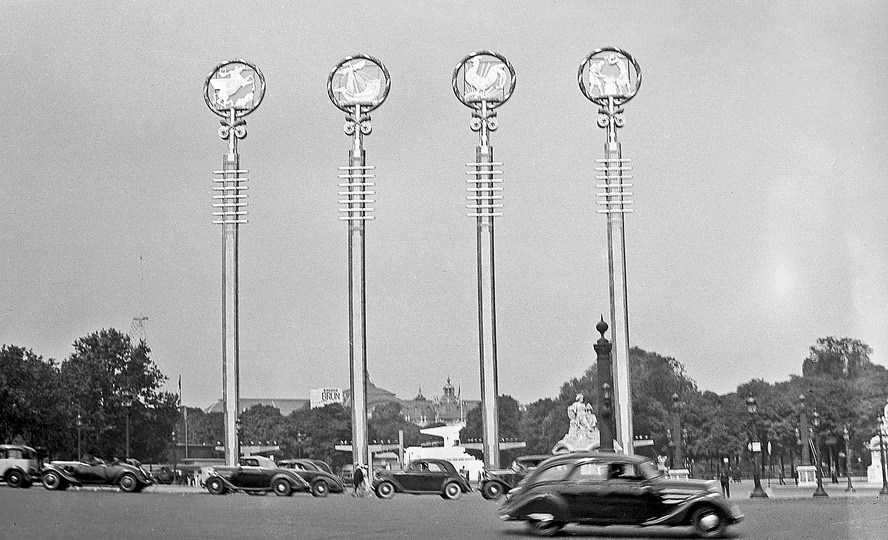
[310,387,344,409]
[205,378,479,427]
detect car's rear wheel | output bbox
[6,469,24,488]
[691,506,727,539]
[527,519,564,537]
[118,473,139,493]
[311,480,329,497]
[375,480,395,499]
[481,481,503,500]
[442,482,462,500]
[273,478,292,497]
[206,477,226,495]
[42,471,65,491]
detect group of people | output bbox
[351,463,368,496]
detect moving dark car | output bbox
[480,454,550,500]
[40,455,154,493]
[499,452,742,538]
[204,456,343,497]
[373,458,472,500]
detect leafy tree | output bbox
[0,346,68,453]
[60,329,179,461]
[176,408,223,446]
[802,337,873,379]
[279,404,352,470]
[241,404,284,444]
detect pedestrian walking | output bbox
[719,468,731,498]
[352,464,365,497]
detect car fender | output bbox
[205,472,240,491]
[273,471,310,490]
[514,491,570,522]
[642,491,721,527]
[42,464,81,485]
[374,475,407,492]
[317,471,345,491]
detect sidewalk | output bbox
[722,479,888,500]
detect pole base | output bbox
[750,486,769,498]
[813,486,829,497]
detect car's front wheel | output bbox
[442,482,462,500]
[527,519,564,537]
[481,481,503,500]
[5,469,24,488]
[272,478,292,497]
[41,471,65,491]
[691,506,727,539]
[206,477,226,495]
[375,480,395,499]
[118,473,139,493]
[311,480,329,497]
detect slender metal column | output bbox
[476,141,500,469]
[346,105,370,477]
[221,139,240,466]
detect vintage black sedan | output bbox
[204,456,342,497]
[40,455,154,492]
[373,458,472,500]
[480,454,550,500]
[499,452,743,538]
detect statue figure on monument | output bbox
[554,393,601,453]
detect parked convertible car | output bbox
[204,456,343,497]
[0,444,40,488]
[480,454,550,500]
[499,452,743,538]
[41,455,154,493]
[373,458,472,500]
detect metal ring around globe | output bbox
[204,59,266,118]
[327,54,391,114]
[577,47,641,106]
[452,50,516,110]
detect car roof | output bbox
[537,452,649,467]
[0,444,36,451]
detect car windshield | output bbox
[531,463,571,483]
[636,460,662,479]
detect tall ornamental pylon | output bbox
[453,51,515,470]
[328,55,390,484]
[204,59,266,466]
[578,48,641,454]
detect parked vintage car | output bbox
[278,458,344,495]
[480,454,550,500]
[373,458,473,500]
[204,455,342,497]
[499,452,743,538]
[40,455,154,492]
[0,444,40,488]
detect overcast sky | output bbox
[1,1,886,410]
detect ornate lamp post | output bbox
[297,431,306,459]
[671,393,683,470]
[76,413,82,459]
[594,318,615,453]
[842,425,854,492]
[746,393,768,498]
[812,409,828,497]
[204,59,265,467]
[452,51,516,470]
[878,415,888,495]
[328,55,390,484]
[578,48,642,453]
[123,392,134,459]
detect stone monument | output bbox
[552,393,601,453]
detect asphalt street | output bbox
[2,483,887,540]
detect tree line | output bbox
[3,329,886,476]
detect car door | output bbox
[559,460,611,523]
[602,462,659,524]
[419,462,449,492]
[77,461,108,484]
[398,461,429,491]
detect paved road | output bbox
[2,484,887,539]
